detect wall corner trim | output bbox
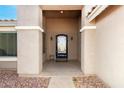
[87,5,109,22]
[80,26,96,32]
[15,26,44,32]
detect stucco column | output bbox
[16,5,43,75]
[17,29,43,75]
[80,28,96,74]
[84,29,96,74]
[80,5,96,74]
[81,31,84,72]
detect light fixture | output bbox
[71,36,73,40]
[60,10,63,14]
[50,36,53,40]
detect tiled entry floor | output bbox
[41,60,83,76]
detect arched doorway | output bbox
[56,34,68,61]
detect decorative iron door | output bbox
[56,34,68,59]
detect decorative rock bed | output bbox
[0,70,50,88]
[73,75,109,88]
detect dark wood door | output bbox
[56,34,68,59]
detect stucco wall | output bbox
[17,5,43,75]
[81,6,95,27]
[80,6,96,74]
[96,6,124,87]
[17,30,41,74]
[0,61,17,69]
[45,17,80,61]
[78,17,81,62]
[81,29,96,74]
[17,5,41,26]
[81,32,84,71]
[39,31,43,72]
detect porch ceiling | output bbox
[40,5,83,10]
[43,10,81,18]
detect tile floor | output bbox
[48,76,75,88]
[41,60,83,76]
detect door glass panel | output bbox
[57,36,66,53]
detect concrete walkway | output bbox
[42,61,83,77]
[48,76,75,88]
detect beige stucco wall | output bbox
[83,29,96,74]
[0,61,17,69]
[42,15,47,62]
[96,6,124,87]
[17,30,42,74]
[39,31,43,72]
[81,29,96,74]
[81,6,95,27]
[45,17,80,61]
[17,5,43,75]
[81,6,96,74]
[17,5,41,26]
[78,17,81,62]
[81,32,84,71]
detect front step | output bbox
[48,76,75,88]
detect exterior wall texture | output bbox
[83,29,96,74]
[39,31,43,72]
[96,6,124,87]
[81,32,84,72]
[17,5,41,26]
[81,6,96,74]
[0,61,17,69]
[17,5,43,75]
[17,30,41,74]
[45,17,80,61]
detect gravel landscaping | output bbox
[0,70,50,88]
[73,75,109,88]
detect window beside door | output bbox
[0,32,17,56]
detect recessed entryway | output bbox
[42,9,82,74]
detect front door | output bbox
[56,34,68,60]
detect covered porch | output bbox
[41,61,83,76]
